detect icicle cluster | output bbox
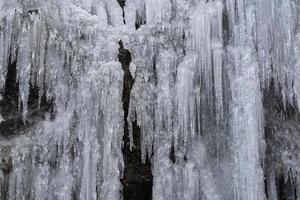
[0,1,124,200]
[0,0,299,200]
[128,1,229,199]
[128,0,300,199]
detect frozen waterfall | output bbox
[0,0,299,200]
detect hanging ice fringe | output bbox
[0,0,299,199]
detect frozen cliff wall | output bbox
[0,0,299,200]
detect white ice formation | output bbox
[0,0,299,200]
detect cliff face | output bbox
[0,0,299,200]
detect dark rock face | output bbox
[116,0,126,24]
[118,40,153,200]
[0,58,22,136]
[263,81,300,200]
[117,0,126,9]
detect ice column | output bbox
[229,47,265,200]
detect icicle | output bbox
[154,49,176,139]
[102,0,124,27]
[176,53,198,147]
[29,12,40,86]
[65,60,124,200]
[0,2,125,200]
[182,161,200,200]
[266,169,278,200]
[191,140,221,200]
[297,173,300,200]
[295,33,300,111]
[0,10,16,93]
[128,70,155,162]
[255,0,273,88]
[127,37,156,162]
[224,0,267,199]
[144,0,172,25]
[36,25,47,108]
[229,47,265,200]
[123,0,139,30]
[79,134,98,200]
[0,30,5,92]
[152,137,174,200]
[189,0,224,121]
[212,40,224,123]
[254,0,300,111]
[17,24,31,120]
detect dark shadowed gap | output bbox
[118,40,153,200]
[0,55,17,198]
[0,55,22,136]
[0,156,12,199]
[135,8,146,30]
[0,52,54,137]
[117,0,126,24]
[116,0,147,29]
[263,80,299,200]
[222,5,230,47]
